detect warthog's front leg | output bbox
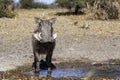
[46,51,53,77]
[33,51,41,73]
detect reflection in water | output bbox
[39,65,120,78]
[39,60,89,77]
[25,60,120,79]
[40,68,89,77]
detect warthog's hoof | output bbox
[47,68,52,77]
[34,70,39,74]
[47,74,51,78]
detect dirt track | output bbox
[0,9,120,71]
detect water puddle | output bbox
[24,60,120,79]
[39,68,89,77]
[24,68,90,78]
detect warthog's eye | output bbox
[37,24,42,31]
[38,23,42,27]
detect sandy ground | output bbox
[0,9,120,71]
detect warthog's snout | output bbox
[33,32,57,42]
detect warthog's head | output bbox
[34,17,57,42]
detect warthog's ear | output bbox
[34,17,42,24]
[49,18,56,24]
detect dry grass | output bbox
[0,9,120,43]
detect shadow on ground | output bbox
[55,11,85,16]
[32,60,56,70]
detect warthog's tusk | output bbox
[53,33,57,39]
[33,32,42,41]
[33,33,57,41]
[38,32,42,39]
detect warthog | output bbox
[32,17,57,76]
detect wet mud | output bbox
[0,60,120,80]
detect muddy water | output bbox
[25,66,120,79]
[25,68,89,77]
[24,61,120,79]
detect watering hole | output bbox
[24,60,120,79]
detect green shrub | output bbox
[20,0,33,9]
[85,0,120,20]
[55,0,85,7]
[20,0,48,9]
[32,3,48,9]
[0,0,15,18]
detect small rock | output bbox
[80,22,90,29]
[92,62,103,66]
